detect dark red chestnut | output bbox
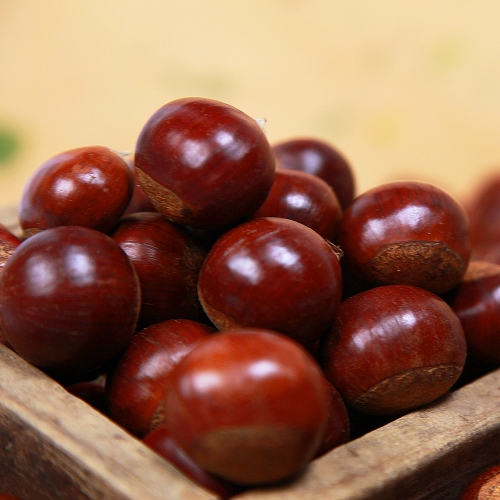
[0,223,21,272]
[123,157,157,216]
[111,212,206,329]
[154,328,329,485]
[272,137,355,210]
[107,319,215,437]
[0,226,140,375]
[18,146,134,236]
[458,463,500,500]
[197,217,342,347]
[448,260,500,366]
[143,426,240,499]
[320,284,466,415]
[134,97,275,230]
[314,377,350,458]
[66,375,108,415]
[337,180,471,295]
[464,172,500,251]
[252,169,342,241]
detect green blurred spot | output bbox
[0,128,20,165]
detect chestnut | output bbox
[464,173,500,251]
[252,169,342,241]
[272,137,355,210]
[66,375,108,415]
[110,212,206,329]
[320,284,466,415]
[447,260,500,370]
[18,146,134,236]
[107,319,215,437]
[458,463,500,500]
[314,377,350,458]
[0,226,140,375]
[123,158,157,216]
[0,223,21,272]
[143,426,240,499]
[337,180,471,295]
[154,328,329,485]
[197,216,342,347]
[134,97,275,230]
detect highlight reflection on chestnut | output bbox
[107,319,215,437]
[0,226,141,376]
[252,169,342,241]
[337,180,471,295]
[321,284,466,415]
[154,329,329,485]
[197,217,342,346]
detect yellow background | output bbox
[1,1,500,208]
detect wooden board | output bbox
[2,205,500,499]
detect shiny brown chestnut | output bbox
[458,463,500,500]
[252,169,342,241]
[464,172,500,252]
[111,212,206,329]
[320,284,466,415]
[18,146,134,236]
[66,375,108,415]
[0,226,140,375]
[448,260,500,366]
[272,137,355,210]
[314,377,350,458]
[337,180,471,295]
[123,157,157,216]
[143,426,241,499]
[0,224,21,273]
[154,328,329,485]
[197,217,342,347]
[135,97,275,230]
[107,319,215,437]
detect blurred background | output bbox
[1,1,500,208]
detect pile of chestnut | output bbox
[0,96,500,499]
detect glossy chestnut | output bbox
[458,463,500,500]
[0,226,140,375]
[143,426,241,499]
[197,217,342,347]
[66,375,108,415]
[107,319,215,437]
[314,377,350,458]
[135,97,275,230]
[448,260,500,366]
[111,212,206,329]
[18,146,134,236]
[0,223,21,272]
[272,137,355,210]
[320,284,466,415]
[154,328,329,485]
[252,169,342,241]
[123,158,157,216]
[464,173,500,251]
[337,180,471,295]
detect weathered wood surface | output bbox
[0,344,216,500]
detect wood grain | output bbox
[0,344,216,500]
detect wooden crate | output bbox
[2,206,500,500]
